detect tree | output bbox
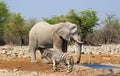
[43,15,65,24]
[43,9,99,42]
[101,14,120,44]
[0,1,9,45]
[0,1,37,45]
[3,13,25,45]
[0,1,9,29]
[86,14,120,44]
[23,18,38,45]
[86,29,103,45]
[26,17,37,26]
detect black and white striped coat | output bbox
[41,49,74,72]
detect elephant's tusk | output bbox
[76,40,83,44]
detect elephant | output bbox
[29,21,82,64]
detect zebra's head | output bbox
[41,49,53,59]
[41,50,48,59]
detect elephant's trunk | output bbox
[72,35,82,64]
[75,42,82,64]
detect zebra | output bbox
[41,49,74,73]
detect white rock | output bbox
[31,72,38,76]
[1,50,7,54]
[13,69,19,72]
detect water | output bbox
[82,64,120,69]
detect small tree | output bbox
[86,29,103,45]
[101,14,120,44]
[0,1,9,45]
[3,13,25,45]
[23,18,38,45]
[87,14,120,44]
[0,1,9,29]
[26,18,37,26]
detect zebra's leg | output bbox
[66,57,72,72]
[67,61,72,73]
[67,64,72,73]
[53,60,57,72]
[71,56,74,72]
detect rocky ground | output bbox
[0,45,120,76]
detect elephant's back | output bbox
[30,22,50,31]
[29,22,54,48]
[29,22,52,35]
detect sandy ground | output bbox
[0,51,120,76]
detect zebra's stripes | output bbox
[41,49,74,72]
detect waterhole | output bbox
[82,64,120,69]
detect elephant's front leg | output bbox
[31,48,37,63]
[53,33,63,52]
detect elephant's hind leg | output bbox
[31,47,37,63]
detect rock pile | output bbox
[0,44,120,59]
[68,44,120,55]
[0,45,30,59]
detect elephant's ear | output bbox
[56,23,71,41]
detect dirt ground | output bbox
[0,54,120,71]
[0,53,120,76]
